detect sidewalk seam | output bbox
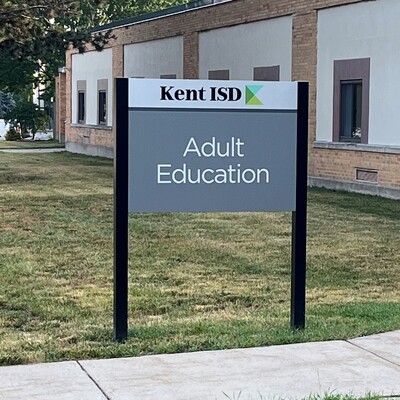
[77,361,112,400]
[346,339,400,369]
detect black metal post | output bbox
[291,82,309,330]
[114,78,129,341]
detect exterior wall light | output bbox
[58,66,70,74]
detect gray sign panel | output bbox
[128,109,297,212]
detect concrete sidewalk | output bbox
[0,330,399,400]
[0,148,65,153]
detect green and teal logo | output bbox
[245,85,263,106]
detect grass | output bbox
[0,152,399,365]
[0,139,64,149]
[223,394,382,400]
[306,396,381,400]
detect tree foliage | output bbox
[4,99,49,139]
[0,90,15,118]
[0,56,38,96]
[96,0,190,22]
[0,0,113,98]
[0,0,188,100]
[0,1,107,50]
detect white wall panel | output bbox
[199,17,292,81]
[124,36,183,79]
[71,49,113,125]
[317,0,400,146]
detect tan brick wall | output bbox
[62,0,400,191]
[58,75,67,136]
[292,10,317,150]
[112,45,124,77]
[311,148,400,187]
[68,126,113,148]
[65,51,72,134]
[55,77,60,138]
[183,32,199,79]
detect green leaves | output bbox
[0,0,188,100]
[0,1,112,98]
[0,91,15,118]
[4,100,49,138]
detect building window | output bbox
[98,91,107,125]
[253,65,280,81]
[77,80,86,124]
[160,74,177,79]
[208,70,230,80]
[333,58,370,144]
[340,80,362,141]
[78,92,85,123]
[97,79,108,126]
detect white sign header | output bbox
[128,79,298,110]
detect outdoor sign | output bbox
[114,78,309,341]
[128,80,297,213]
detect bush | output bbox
[5,128,20,141]
[4,100,49,140]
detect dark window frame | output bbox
[333,58,370,144]
[253,65,280,81]
[97,79,108,126]
[77,80,86,124]
[208,69,230,80]
[98,90,107,125]
[340,79,362,142]
[160,74,177,79]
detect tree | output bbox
[0,1,113,98]
[0,0,188,100]
[0,1,107,48]
[0,56,38,96]
[4,99,49,140]
[95,0,190,22]
[0,90,15,118]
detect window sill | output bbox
[313,141,400,155]
[71,123,112,131]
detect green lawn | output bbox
[0,152,399,365]
[239,395,382,400]
[0,139,64,149]
[304,395,380,400]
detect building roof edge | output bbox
[91,0,230,33]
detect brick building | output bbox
[57,0,400,198]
